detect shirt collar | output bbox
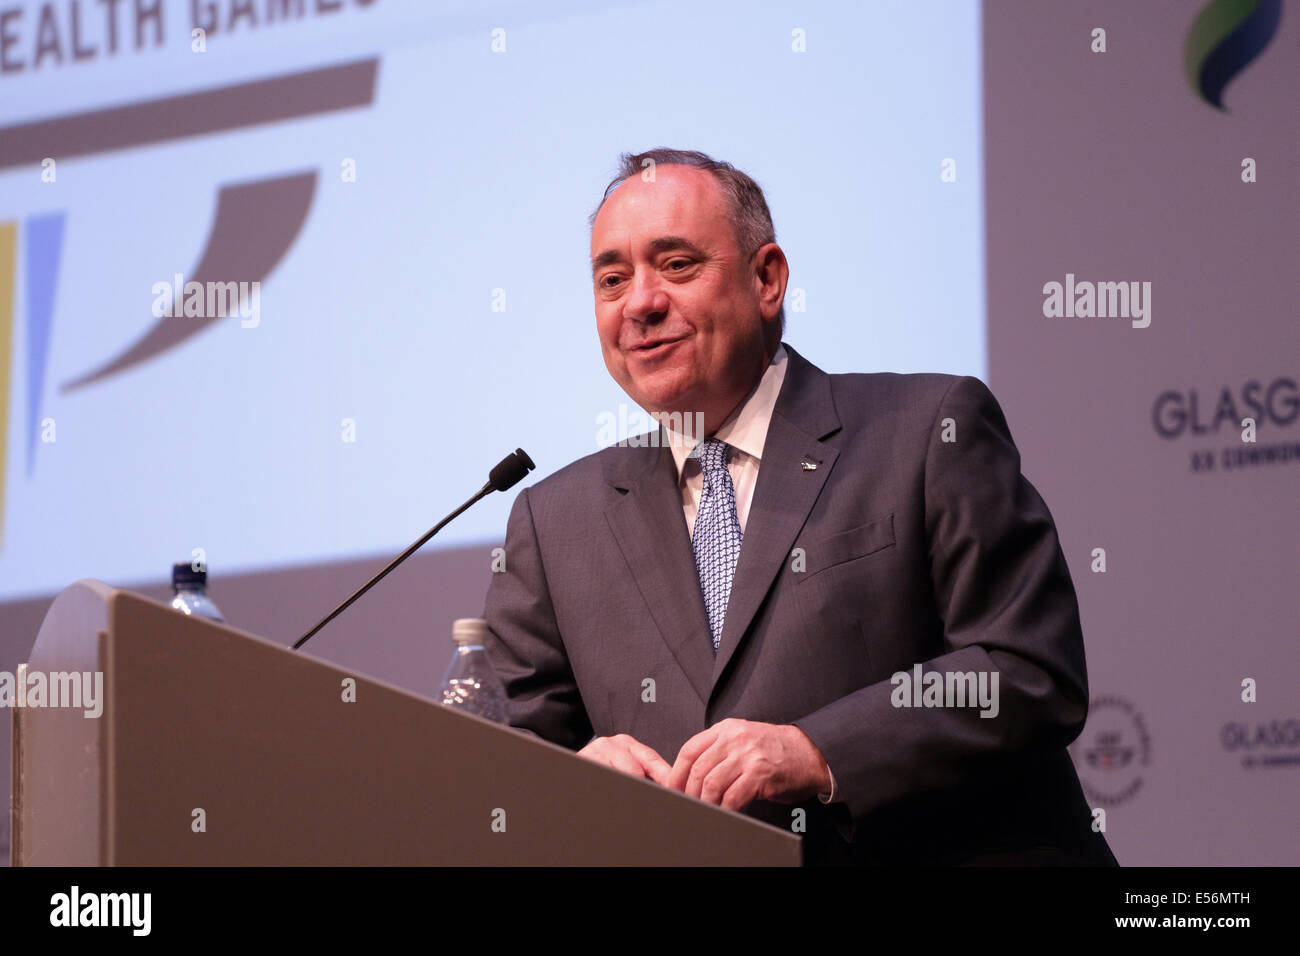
[664,344,789,481]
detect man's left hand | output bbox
[666,718,831,811]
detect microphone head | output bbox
[488,448,536,492]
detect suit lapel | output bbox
[603,441,716,705]
[709,344,842,697]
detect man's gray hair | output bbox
[590,148,785,335]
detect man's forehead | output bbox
[612,162,715,199]
[591,166,727,252]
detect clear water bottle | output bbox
[439,618,506,723]
[170,562,225,622]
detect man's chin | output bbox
[625,373,697,416]
[632,391,697,422]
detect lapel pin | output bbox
[800,459,818,471]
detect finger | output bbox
[578,740,638,777]
[612,735,663,782]
[698,756,743,806]
[668,727,719,791]
[684,739,728,800]
[719,772,761,813]
[577,738,615,761]
[606,749,647,778]
[630,741,673,785]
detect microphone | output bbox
[293,448,535,651]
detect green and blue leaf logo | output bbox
[1185,0,1283,110]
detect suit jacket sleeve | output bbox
[792,375,1090,824]
[482,485,594,751]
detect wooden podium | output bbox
[11,580,800,866]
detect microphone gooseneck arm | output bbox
[292,448,535,651]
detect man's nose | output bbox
[621,270,670,326]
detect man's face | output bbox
[590,165,771,429]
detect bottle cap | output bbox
[172,562,207,589]
[452,618,489,645]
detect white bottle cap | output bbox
[452,618,490,645]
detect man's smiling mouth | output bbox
[630,335,688,355]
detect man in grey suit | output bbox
[483,148,1117,866]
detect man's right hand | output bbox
[577,734,672,785]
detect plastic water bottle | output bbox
[439,618,506,722]
[170,562,225,622]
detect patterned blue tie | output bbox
[691,438,743,653]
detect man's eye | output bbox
[601,275,623,287]
[667,259,691,271]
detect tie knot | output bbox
[693,437,731,474]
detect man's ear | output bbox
[753,242,790,323]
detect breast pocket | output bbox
[785,514,897,693]
[795,513,896,583]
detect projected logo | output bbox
[0,59,378,546]
[1184,0,1283,110]
[1071,695,1152,808]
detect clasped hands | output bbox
[577,718,831,811]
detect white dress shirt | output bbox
[661,345,841,805]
